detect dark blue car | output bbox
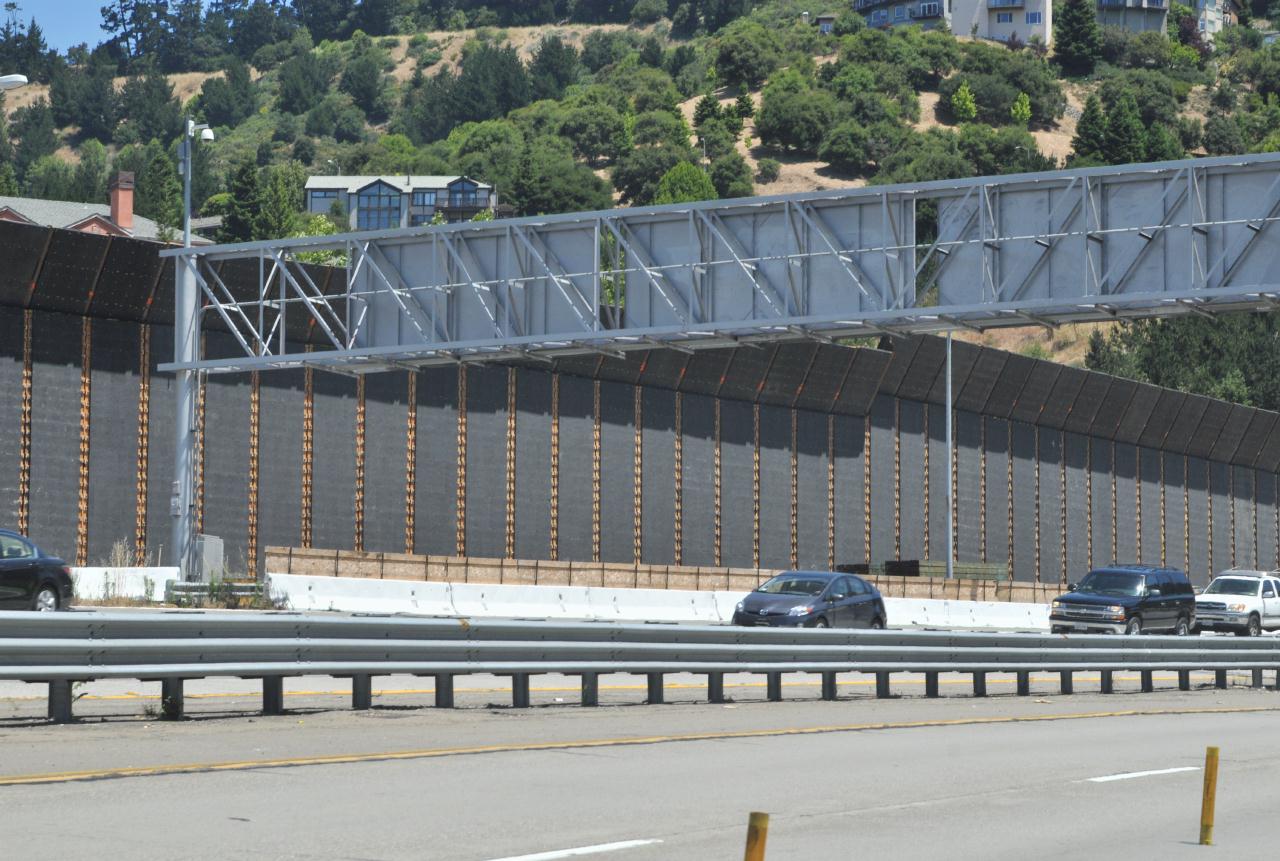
[732,571,887,629]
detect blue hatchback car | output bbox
[732,571,887,629]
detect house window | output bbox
[356,183,401,230]
[894,4,906,18]
[410,213,435,226]
[1025,11,1042,22]
[412,191,436,206]
[996,11,1013,21]
[308,189,337,213]
[448,180,481,208]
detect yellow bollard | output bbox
[1200,746,1219,846]
[744,811,769,861]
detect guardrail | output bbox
[2,611,1277,723]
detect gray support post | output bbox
[946,332,954,580]
[1252,669,1264,689]
[972,672,987,697]
[511,673,531,708]
[161,678,184,720]
[925,672,940,698]
[435,674,454,708]
[1016,672,1030,696]
[1141,670,1154,693]
[1100,670,1114,694]
[1059,671,1073,695]
[876,672,891,699]
[646,673,664,704]
[172,130,198,581]
[352,674,373,710]
[766,672,783,702]
[581,673,599,707]
[821,672,838,701]
[262,677,284,715]
[707,672,725,704]
[48,680,73,723]
[1178,670,1191,692]
[1215,670,1228,690]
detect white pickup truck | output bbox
[1194,570,1280,636]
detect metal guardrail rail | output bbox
[2,611,1278,722]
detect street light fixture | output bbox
[0,74,28,90]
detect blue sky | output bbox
[27,0,111,52]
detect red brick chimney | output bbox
[109,172,134,231]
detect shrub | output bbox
[755,157,781,183]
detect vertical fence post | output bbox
[262,677,284,715]
[708,672,725,704]
[435,674,455,709]
[161,678,184,720]
[646,673,664,705]
[1200,746,1219,846]
[48,680,73,723]
[581,673,599,707]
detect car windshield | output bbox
[1204,578,1259,596]
[756,575,829,596]
[1076,571,1145,597]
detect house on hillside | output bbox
[1195,0,1240,37]
[303,175,502,229]
[1095,0,1168,34]
[0,172,198,243]
[856,0,1052,46]
[815,12,838,32]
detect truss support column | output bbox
[172,253,199,581]
[946,332,954,580]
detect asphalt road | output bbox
[3,680,1279,860]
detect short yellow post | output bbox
[1200,746,1219,846]
[744,811,769,861]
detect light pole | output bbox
[172,117,214,580]
[0,74,28,91]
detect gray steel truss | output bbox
[161,154,1280,376]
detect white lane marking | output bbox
[1086,766,1201,783]
[485,839,663,860]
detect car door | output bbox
[1144,573,1172,631]
[0,535,38,608]
[822,578,855,627]
[1263,580,1280,629]
[847,576,875,627]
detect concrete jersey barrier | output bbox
[71,567,180,603]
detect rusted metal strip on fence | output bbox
[301,349,314,549]
[980,417,988,564]
[1033,425,1041,583]
[404,371,417,555]
[633,385,643,565]
[456,365,467,558]
[76,316,92,567]
[506,367,517,559]
[922,405,930,558]
[1274,473,1279,568]
[1110,440,1118,564]
[134,324,151,565]
[550,373,561,561]
[1135,448,1143,563]
[952,408,960,564]
[827,414,836,570]
[1184,456,1191,571]
[755,404,763,569]
[1086,437,1094,571]
[714,398,722,568]
[863,414,871,566]
[195,366,206,536]
[1207,465,1215,579]
[893,400,901,559]
[354,375,367,553]
[1160,453,1168,566]
[1252,470,1259,568]
[789,408,799,569]
[1229,467,1237,568]
[1059,430,1067,585]
[673,392,684,566]
[17,310,32,536]
[1006,421,1014,577]
[248,371,261,574]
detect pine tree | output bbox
[1055,0,1103,76]
[1070,94,1106,163]
[1011,92,1032,127]
[137,152,182,231]
[950,82,977,122]
[220,161,260,243]
[1102,91,1146,166]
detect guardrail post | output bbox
[744,811,769,861]
[1251,669,1264,689]
[1016,672,1030,696]
[766,672,783,702]
[647,673,664,705]
[48,680,73,723]
[1100,670,1114,694]
[1059,671,1073,695]
[821,672,837,701]
[162,679,184,720]
[262,677,284,715]
[925,672,939,698]
[352,674,372,710]
[435,674,454,708]
[708,672,725,704]
[1178,670,1191,692]
[875,672,891,699]
[512,673,531,708]
[581,673,599,707]
[1214,670,1227,690]
[972,672,987,697]
[1141,670,1154,693]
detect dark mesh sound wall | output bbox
[28,312,83,562]
[310,371,356,557]
[1234,466,1256,569]
[144,326,176,565]
[956,410,983,567]
[1139,447,1163,567]
[832,412,865,567]
[641,386,676,565]
[680,393,716,567]
[514,368,552,561]
[1163,453,1188,573]
[868,395,897,567]
[795,409,827,569]
[1063,432,1090,579]
[1037,428,1063,584]
[1209,461,1231,575]
[364,372,407,555]
[1187,457,1210,582]
[86,318,139,563]
[201,364,251,568]
[465,365,506,559]
[719,398,755,568]
[897,400,926,562]
[1009,421,1037,581]
[984,417,1011,573]
[1090,439,1114,567]
[0,310,21,523]
[926,403,948,562]
[1113,443,1137,564]
[558,373,596,563]
[413,367,456,556]
[1258,473,1279,571]
[257,370,304,556]
[757,403,791,570]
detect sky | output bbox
[23,0,111,52]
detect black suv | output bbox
[1050,565,1195,635]
[0,529,74,611]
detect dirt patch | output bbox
[954,321,1115,367]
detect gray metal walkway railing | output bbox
[2,611,1277,722]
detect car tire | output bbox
[870,617,885,630]
[32,584,59,612]
[810,617,829,629]
[1173,616,1190,636]
[1191,623,1203,636]
[1124,616,1142,636]
[1236,614,1262,637]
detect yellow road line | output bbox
[2,704,1275,787]
[0,673,1238,703]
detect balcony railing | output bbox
[989,0,1025,7]
[911,4,943,16]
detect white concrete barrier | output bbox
[450,583,592,619]
[884,597,1049,631]
[268,574,456,615]
[587,586,723,623]
[71,567,180,603]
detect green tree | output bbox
[1011,92,1032,127]
[137,151,182,231]
[714,21,781,89]
[509,141,614,216]
[612,145,687,205]
[819,121,870,175]
[1203,115,1245,155]
[735,92,755,120]
[951,81,977,122]
[652,161,717,205]
[220,160,260,243]
[118,67,183,144]
[709,151,753,199]
[71,139,110,203]
[529,35,580,101]
[278,51,329,114]
[0,162,18,195]
[1055,0,1104,75]
[755,70,837,156]
[1101,90,1146,165]
[693,93,721,128]
[561,101,627,166]
[1070,94,1107,163]
[12,97,57,180]
[23,155,74,199]
[341,50,390,121]
[255,162,305,240]
[200,59,257,127]
[1144,123,1184,161]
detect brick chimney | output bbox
[109,172,134,231]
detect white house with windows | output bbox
[303,175,497,230]
[1096,0,1168,34]
[857,0,1051,46]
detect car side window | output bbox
[831,577,852,597]
[849,577,868,596]
[1264,582,1276,599]
[0,535,34,560]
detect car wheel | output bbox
[1124,616,1142,636]
[1173,617,1190,636]
[32,585,59,612]
[1237,614,1262,637]
[1191,623,1202,636]
[809,617,829,629]
[870,617,885,630]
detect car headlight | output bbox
[1051,600,1060,609]
[1108,605,1124,614]
[788,605,814,616]
[736,601,744,612]
[1228,603,1247,612]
